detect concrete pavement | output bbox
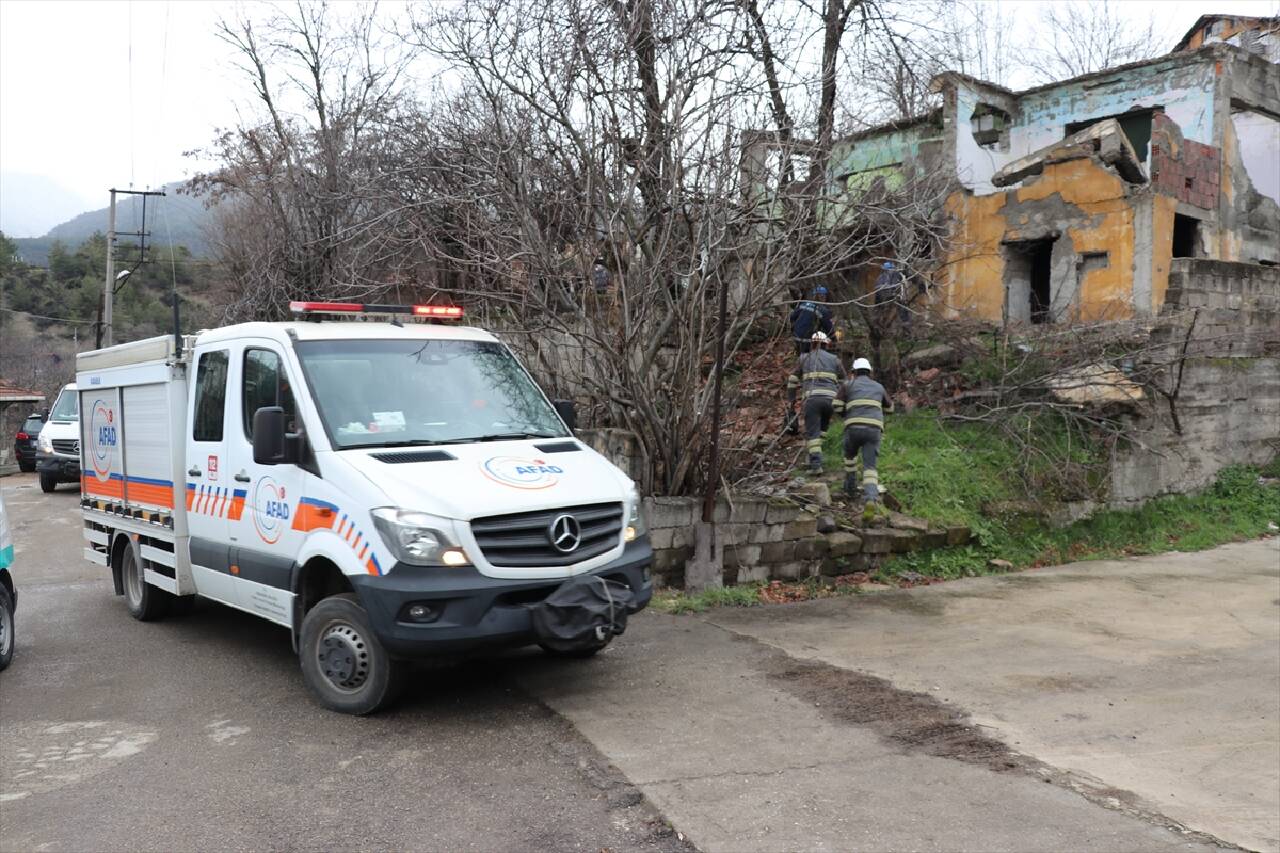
[520,613,1221,852]
[709,540,1280,852]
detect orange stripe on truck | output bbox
[82,474,125,499]
[292,497,338,533]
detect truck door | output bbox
[185,347,236,604]
[225,342,305,627]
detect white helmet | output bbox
[811,331,830,345]
[852,357,873,372]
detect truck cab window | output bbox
[243,348,298,438]
[193,350,229,442]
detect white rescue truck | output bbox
[76,302,652,713]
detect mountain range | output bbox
[9,180,215,265]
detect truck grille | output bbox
[470,502,624,568]
[52,439,80,456]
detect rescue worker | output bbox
[786,331,845,472]
[789,286,834,354]
[834,357,894,501]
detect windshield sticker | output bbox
[252,477,290,545]
[88,399,117,482]
[481,456,564,490]
[372,411,406,429]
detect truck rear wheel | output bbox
[120,538,170,622]
[299,593,404,715]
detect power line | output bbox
[0,306,96,326]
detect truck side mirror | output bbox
[553,399,577,431]
[253,406,289,465]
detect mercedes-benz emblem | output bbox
[548,514,582,553]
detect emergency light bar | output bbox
[289,301,464,320]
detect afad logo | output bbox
[88,399,117,482]
[252,477,291,544]
[481,456,564,490]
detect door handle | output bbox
[234,471,252,483]
[188,467,202,478]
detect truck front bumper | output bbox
[349,540,654,658]
[36,452,80,482]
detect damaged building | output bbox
[762,20,1280,325]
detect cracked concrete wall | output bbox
[951,54,1219,195]
[944,155,1168,323]
[1110,259,1280,505]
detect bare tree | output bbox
[1025,0,1163,84]
[190,2,418,319]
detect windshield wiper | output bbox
[343,439,449,450]
[470,431,562,442]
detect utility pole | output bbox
[102,187,165,347]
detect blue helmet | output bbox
[881,261,895,270]
[813,286,829,297]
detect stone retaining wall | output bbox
[643,495,969,589]
[1111,259,1280,504]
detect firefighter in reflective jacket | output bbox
[834,357,894,501]
[786,332,845,472]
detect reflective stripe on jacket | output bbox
[787,350,845,401]
[835,375,890,429]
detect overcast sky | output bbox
[1,0,1277,236]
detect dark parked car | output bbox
[13,413,44,473]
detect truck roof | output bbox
[77,321,502,372]
[195,320,500,346]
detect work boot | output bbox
[808,453,823,473]
[843,473,858,495]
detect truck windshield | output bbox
[294,339,569,449]
[49,389,79,421]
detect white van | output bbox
[36,383,80,493]
[76,303,652,713]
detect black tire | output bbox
[169,595,198,616]
[299,593,404,715]
[0,583,14,672]
[18,461,35,474]
[120,538,170,622]
[39,472,57,493]
[538,638,611,659]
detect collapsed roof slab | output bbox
[992,118,1147,189]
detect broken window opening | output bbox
[1172,214,1200,258]
[970,104,1011,151]
[1066,109,1156,162]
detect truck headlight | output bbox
[371,508,469,567]
[624,489,647,542]
[37,432,53,454]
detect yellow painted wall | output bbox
[940,156,1177,323]
[941,191,1008,319]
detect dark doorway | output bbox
[1004,238,1057,324]
[1027,240,1054,324]
[1172,214,1200,258]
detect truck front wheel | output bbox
[120,538,170,621]
[39,472,57,493]
[299,594,405,715]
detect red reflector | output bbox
[289,301,363,313]
[16,432,29,440]
[413,305,464,318]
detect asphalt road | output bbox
[3,474,1271,852]
[0,474,683,853]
